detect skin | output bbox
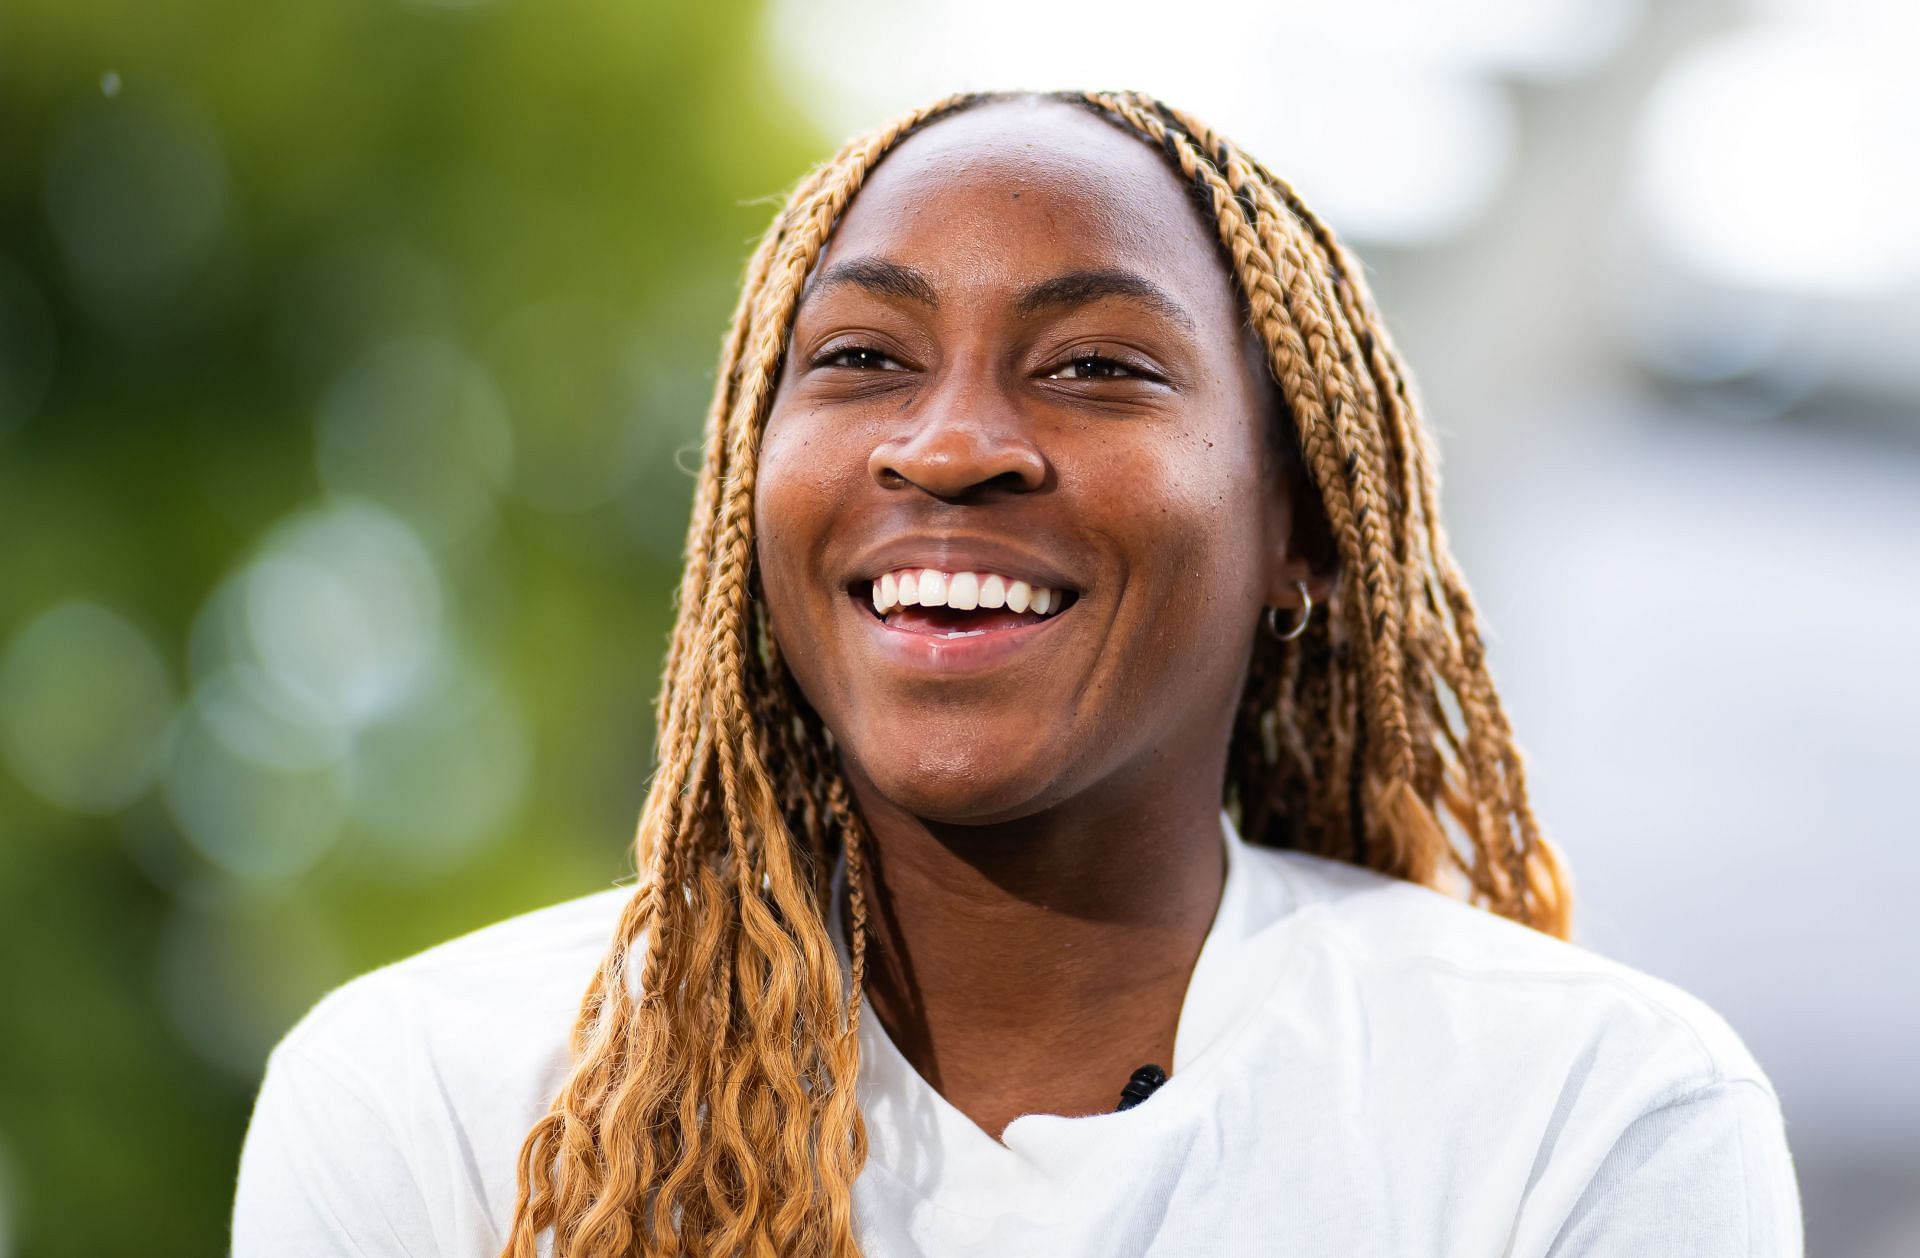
[755,96,1337,1141]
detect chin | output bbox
[843,730,1079,827]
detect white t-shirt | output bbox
[232,816,1802,1256]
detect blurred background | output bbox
[1,0,1914,1253]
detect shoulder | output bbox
[1240,845,1773,1099]
[1228,847,1801,1252]
[274,881,635,1078]
[234,883,636,1256]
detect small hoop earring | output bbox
[1265,580,1313,642]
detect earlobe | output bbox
[1265,557,1338,610]
[1261,457,1341,612]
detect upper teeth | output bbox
[871,569,1065,617]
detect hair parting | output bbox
[499,88,1571,1258]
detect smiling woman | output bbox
[231,91,1801,1258]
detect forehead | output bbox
[810,98,1238,316]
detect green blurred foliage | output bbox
[0,1,820,1253]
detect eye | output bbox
[1047,354,1144,381]
[818,345,902,371]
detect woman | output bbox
[233,91,1801,1257]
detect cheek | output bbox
[1095,432,1269,606]
[1081,436,1272,735]
[753,435,803,610]
[756,411,854,561]
[753,410,863,681]
[757,396,882,491]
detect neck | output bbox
[839,766,1228,1138]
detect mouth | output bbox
[849,567,1081,638]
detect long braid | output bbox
[500,88,1571,1258]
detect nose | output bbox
[868,375,1049,500]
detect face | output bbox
[754,98,1320,827]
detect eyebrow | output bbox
[806,257,940,308]
[1014,268,1197,335]
[802,258,1198,335]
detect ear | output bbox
[1260,444,1341,612]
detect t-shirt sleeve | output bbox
[1546,1078,1803,1257]
[231,1040,443,1258]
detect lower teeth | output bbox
[940,629,987,639]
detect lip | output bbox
[835,534,1088,675]
[842,535,1083,596]
[846,585,1074,674]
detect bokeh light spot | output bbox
[43,95,230,322]
[0,601,175,815]
[315,337,514,547]
[1633,21,1920,295]
[193,662,351,774]
[347,648,531,876]
[241,500,443,729]
[162,703,349,882]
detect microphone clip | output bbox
[1114,1064,1168,1112]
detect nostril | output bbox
[869,426,1049,499]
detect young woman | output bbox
[233,91,1802,1257]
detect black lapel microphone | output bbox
[1114,1064,1168,1112]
